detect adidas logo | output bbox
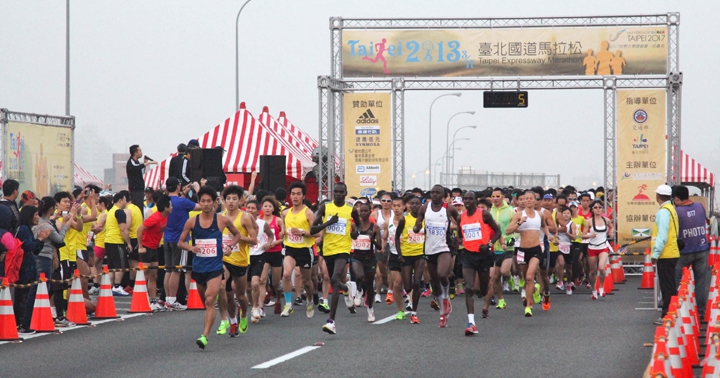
[357,109,379,124]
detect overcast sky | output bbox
[1,1,718,197]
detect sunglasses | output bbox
[592,206,603,209]
[380,199,392,203]
[490,196,503,199]
[535,198,541,201]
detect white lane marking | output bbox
[634,308,658,310]
[373,311,410,325]
[0,314,146,345]
[252,346,321,369]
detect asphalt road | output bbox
[0,276,657,378]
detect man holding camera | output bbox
[126,144,157,212]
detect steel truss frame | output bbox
[319,13,681,206]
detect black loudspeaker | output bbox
[190,148,225,192]
[259,155,286,192]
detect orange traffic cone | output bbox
[603,264,615,295]
[29,273,56,333]
[617,256,627,282]
[94,266,119,319]
[639,248,654,289]
[709,237,717,267]
[187,280,205,310]
[610,255,624,284]
[66,270,90,325]
[129,263,151,313]
[0,278,20,341]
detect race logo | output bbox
[359,175,378,187]
[621,172,631,180]
[360,188,378,198]
[632,184,651,202]
[357,109,379,124]
[634,109,648,123]
[632,133,648,149]
[632,228,650,237]
[356,165,381,174]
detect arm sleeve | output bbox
[115,210,127,224]
[43,223,67,244]
[126,159,144,175]
[182,160,191,183]
[652,209,670,259]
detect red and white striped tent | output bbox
[274,108,342,171]
[681,150,715,188]
[259,107,314,155]
[74,164,103,187]
[143,107,315,189]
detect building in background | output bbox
[74,124,113,179]
[104,153,130,191]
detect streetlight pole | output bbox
[428,93,461,189]
[449,125,476,184]
[444,111,474,185]
[449,137,470,187]
[436,147,460,185]
[235,0,252,111]
[65,0,70,115]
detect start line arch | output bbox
[318,13,681,201]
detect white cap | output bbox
[656,184,672,196]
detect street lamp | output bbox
[436,147,460,185]
[235,0,253,111]
[444,111,475,185]
[450,126,476,181]
[447,138,469,187]
[428,93,461,189]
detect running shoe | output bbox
[281,304,293,317]
[519,278,526,288]
[456,288,465,295]
[322,319,337,334]
[503,281,510,292]
[482,309,489,318]
[465,323,478,336]
[386,292,394,305]
[260,308,266,318]
[294,297,304,306]
[380,286,388,294]
[556,281,564,291]
[265,298,276,307]
[395,311,406,320]
[591,291,598,300]
[443,298,452,316]
[599,288,606,297]
[112,286,130,296]
[367,307,375,322]
[88,286,100,295]
[524,307,533,317]
[251,308,260,323]
[18,327,36,335]
[549,274,556,284]
[402,290,408,298]
[196,335,208,350]
[239,316,248,334]
[521,288,526,301]
[496,298,507,309]
[584,281,591,290]
[510,277,519,292]
[274,301,281,314]
[217,320,230,335]
[449,292,455,300]
[124,285,134,295]
[542,295,551,311]
[490,296,497,306]
[374,294,381,304]
[307,303,315,318]
[522,298,527,307]
[410,314,420,324]
[430,298,440,311]
[354,289,364,307]
[150,302,166,313]
[166,302,187,311]
[229,323,239,337]
[574,278,582,287]
[349,305,357,314]
[438,315,447,328]
[405,302,413,312]
[421,287,431,297]
[344,288,354,308]
[347,281,358,302]
[318,301,330,313]
[533,284,541,304]
[566,284,573,296]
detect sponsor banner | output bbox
[343,93,392,196]
[616,89,666,249]
[342,26,668,78]
[5,121,73,197]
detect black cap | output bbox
[187,139,200,148]
[144,187,154,193]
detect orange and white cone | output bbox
[187,280,205,310]
[129,263,152,313]
[610,255,624,284]
[639,249,654,289]
[617,256,627,282]
[66,270,90,325]
[94,266,119,319]
[603,264,615,294]
[29,273,56,332]
[0,278,20,341]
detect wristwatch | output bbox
[301,230,306,236]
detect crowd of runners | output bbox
[0,159,624,348]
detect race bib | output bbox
[326,218,347,236]
[516,251,525,264]
[287,231,304,244]
[196,239,218,258]
[222,234,239,252]
[426,222,446,236]
[559,242,571,254]
[408,230,425,244]
[353,235,372,250]
[462,223,482,242]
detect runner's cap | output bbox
[452,197,463,206]
[655,184,672,196]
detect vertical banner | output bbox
[343,92,392,197]
[616,89,667,249]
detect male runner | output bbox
[137,194,172,312]
[178,186,242,349]
[217,185,257,336]
[396,194,426,324]
[414,185,460,328]
[383,193,408,320]
[489,188,515,310]
[104,193,132,296]
[460,191,501,334]
[311,183,359,334]
[280,182,316,318]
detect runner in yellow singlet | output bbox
[395,194,426,325]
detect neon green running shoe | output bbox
[496,298,507,309]
[533,283,541,304]
[196,335,208,349]
[216,320,230,335]
[524,307,533,317]
[395,311,406,320]
[239,316,248,334]
[519,278,526,288]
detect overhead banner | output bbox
[5,122,73,197]
[342,26,668,77]
[616,89,667,249]
[343,92,392,197]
